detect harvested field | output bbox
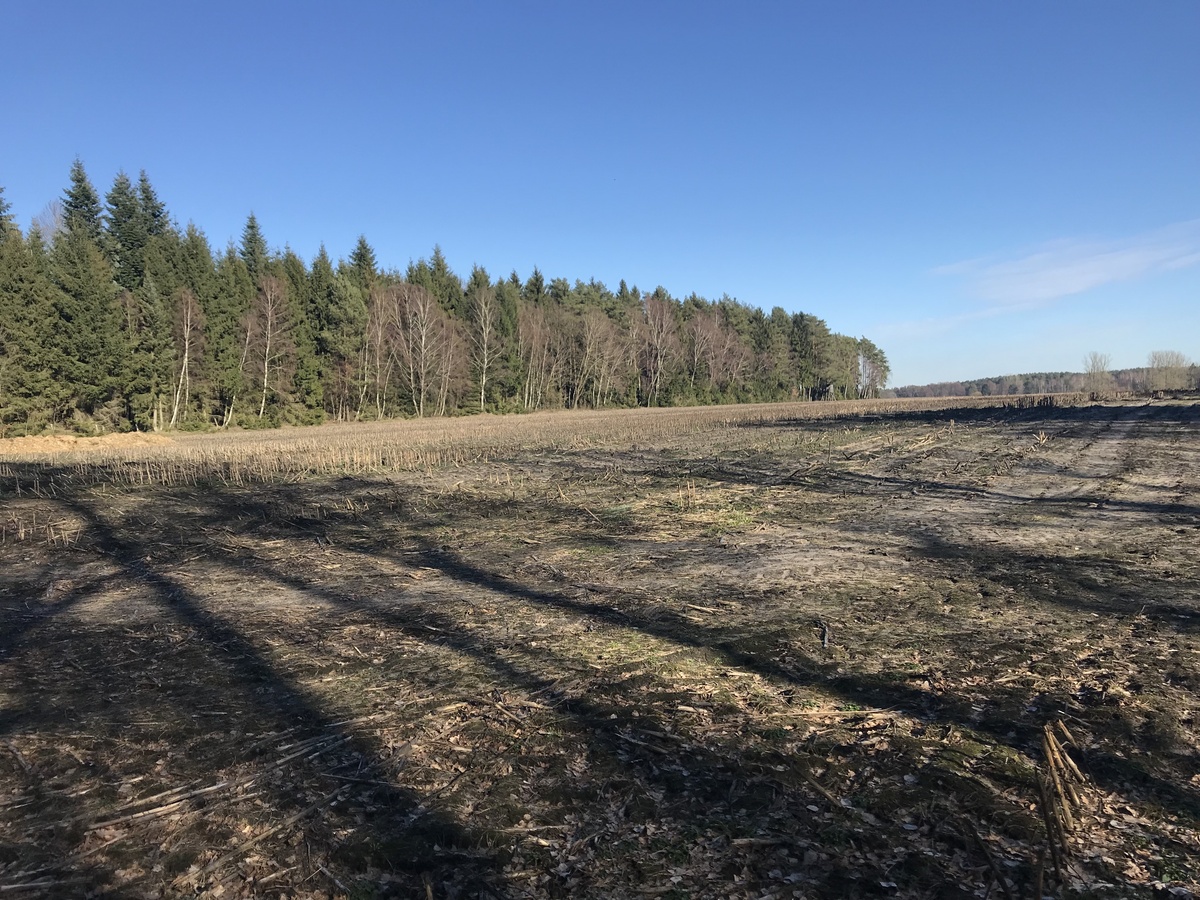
[1,396,1198,899]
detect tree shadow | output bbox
[0,497,499,897]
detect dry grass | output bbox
[3,394,1193,900]
[0,395,1081,487]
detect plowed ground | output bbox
[1,400,1198,899]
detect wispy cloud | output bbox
[935,219,1200,308]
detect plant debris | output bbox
[1,398,1197,898]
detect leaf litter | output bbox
[0,399,1197,898]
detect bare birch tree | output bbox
[518,304,558,410]
[1083,351,1113,395]
[170,288,204,427]
[244,275,294,419]
[471,285,499,412]
[435,317,468,417]
[394,283,444,417]
[641,290,679,407]
[1147,350,1190,391]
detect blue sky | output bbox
[3,2,1196,386]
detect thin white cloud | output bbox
[935,219,1200,308]
[875,306,1002,342]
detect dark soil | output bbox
[1,400,1198,898]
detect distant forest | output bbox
[0,163,889,436]
[893,363,1198,399]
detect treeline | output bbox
[0,162,889,435]
[894,364,1197,399]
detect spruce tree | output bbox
[348,236,377,293]
[124,274,174,430]
[177,224,217,301]
[137,171,169,237]
[308,245,338,359]
[63,158,104,244]
[49,224,125,424]
[310,246,365,418]
[105,171,149,291]
[407,246,464,314]
[281,247,323,416]
[142,225,184,304]
[206,246,255,425]
[239,213,268,283]
[0,186,15,241]
[0,228,61,432]
[522,267,546,304]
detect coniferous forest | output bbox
[0,162,890,435]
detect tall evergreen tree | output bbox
[206,246,255,425]
[791,313,833,399]
[105,171,150,291]
[137,171,169,237]
[281,247,323,415]
[177,223,217,300]
[310,245,366,418]
[308,245,339,359]
[348,235,377,293]
[0,228,61,431]
[407,245,463,314]
[124,273,174,430]
[239,213,268,283]
[63,158,104,244]
[523,267,546,304]
[0,186,15,241]
[49,225,125,423]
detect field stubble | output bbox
[0,395,1198,899]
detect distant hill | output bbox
[892,365,1198,398]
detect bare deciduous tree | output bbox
[518,304,558,410]
[32,199,65,243]
[471,286,499,412]
[170,288,204,428]
[1147,350,1190,391]
[394,284,446,417]
[244,275,294,419]
[435,318,468,417]
[1083,351,1113,395]
[361,284,398,419]
[641,290,679,407]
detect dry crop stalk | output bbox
[1036,772,1067,889]
[1035,720,1091,895]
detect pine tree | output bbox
[205,246,255,425]
[63,158,104,244]
[105,171,150,292]
[281,247,323,416]
[0,228,61,432]
[428,245,463,313]
[407,246,464,314]
[142,225,184,305]
[790,313,833,400]
[348,236,377,293]
[49,225,125,424]
[310,246,366,418]
[239,213,268,283]
[124,274,174,430]
[177,223,217,300]
[137,171,169,237]
[308,245,338,359]
[0,186,15,241]
[523,267,546,304]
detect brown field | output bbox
[1,395,1197,899]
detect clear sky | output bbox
[2,2,1196,386]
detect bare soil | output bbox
[1,400,1198,899]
